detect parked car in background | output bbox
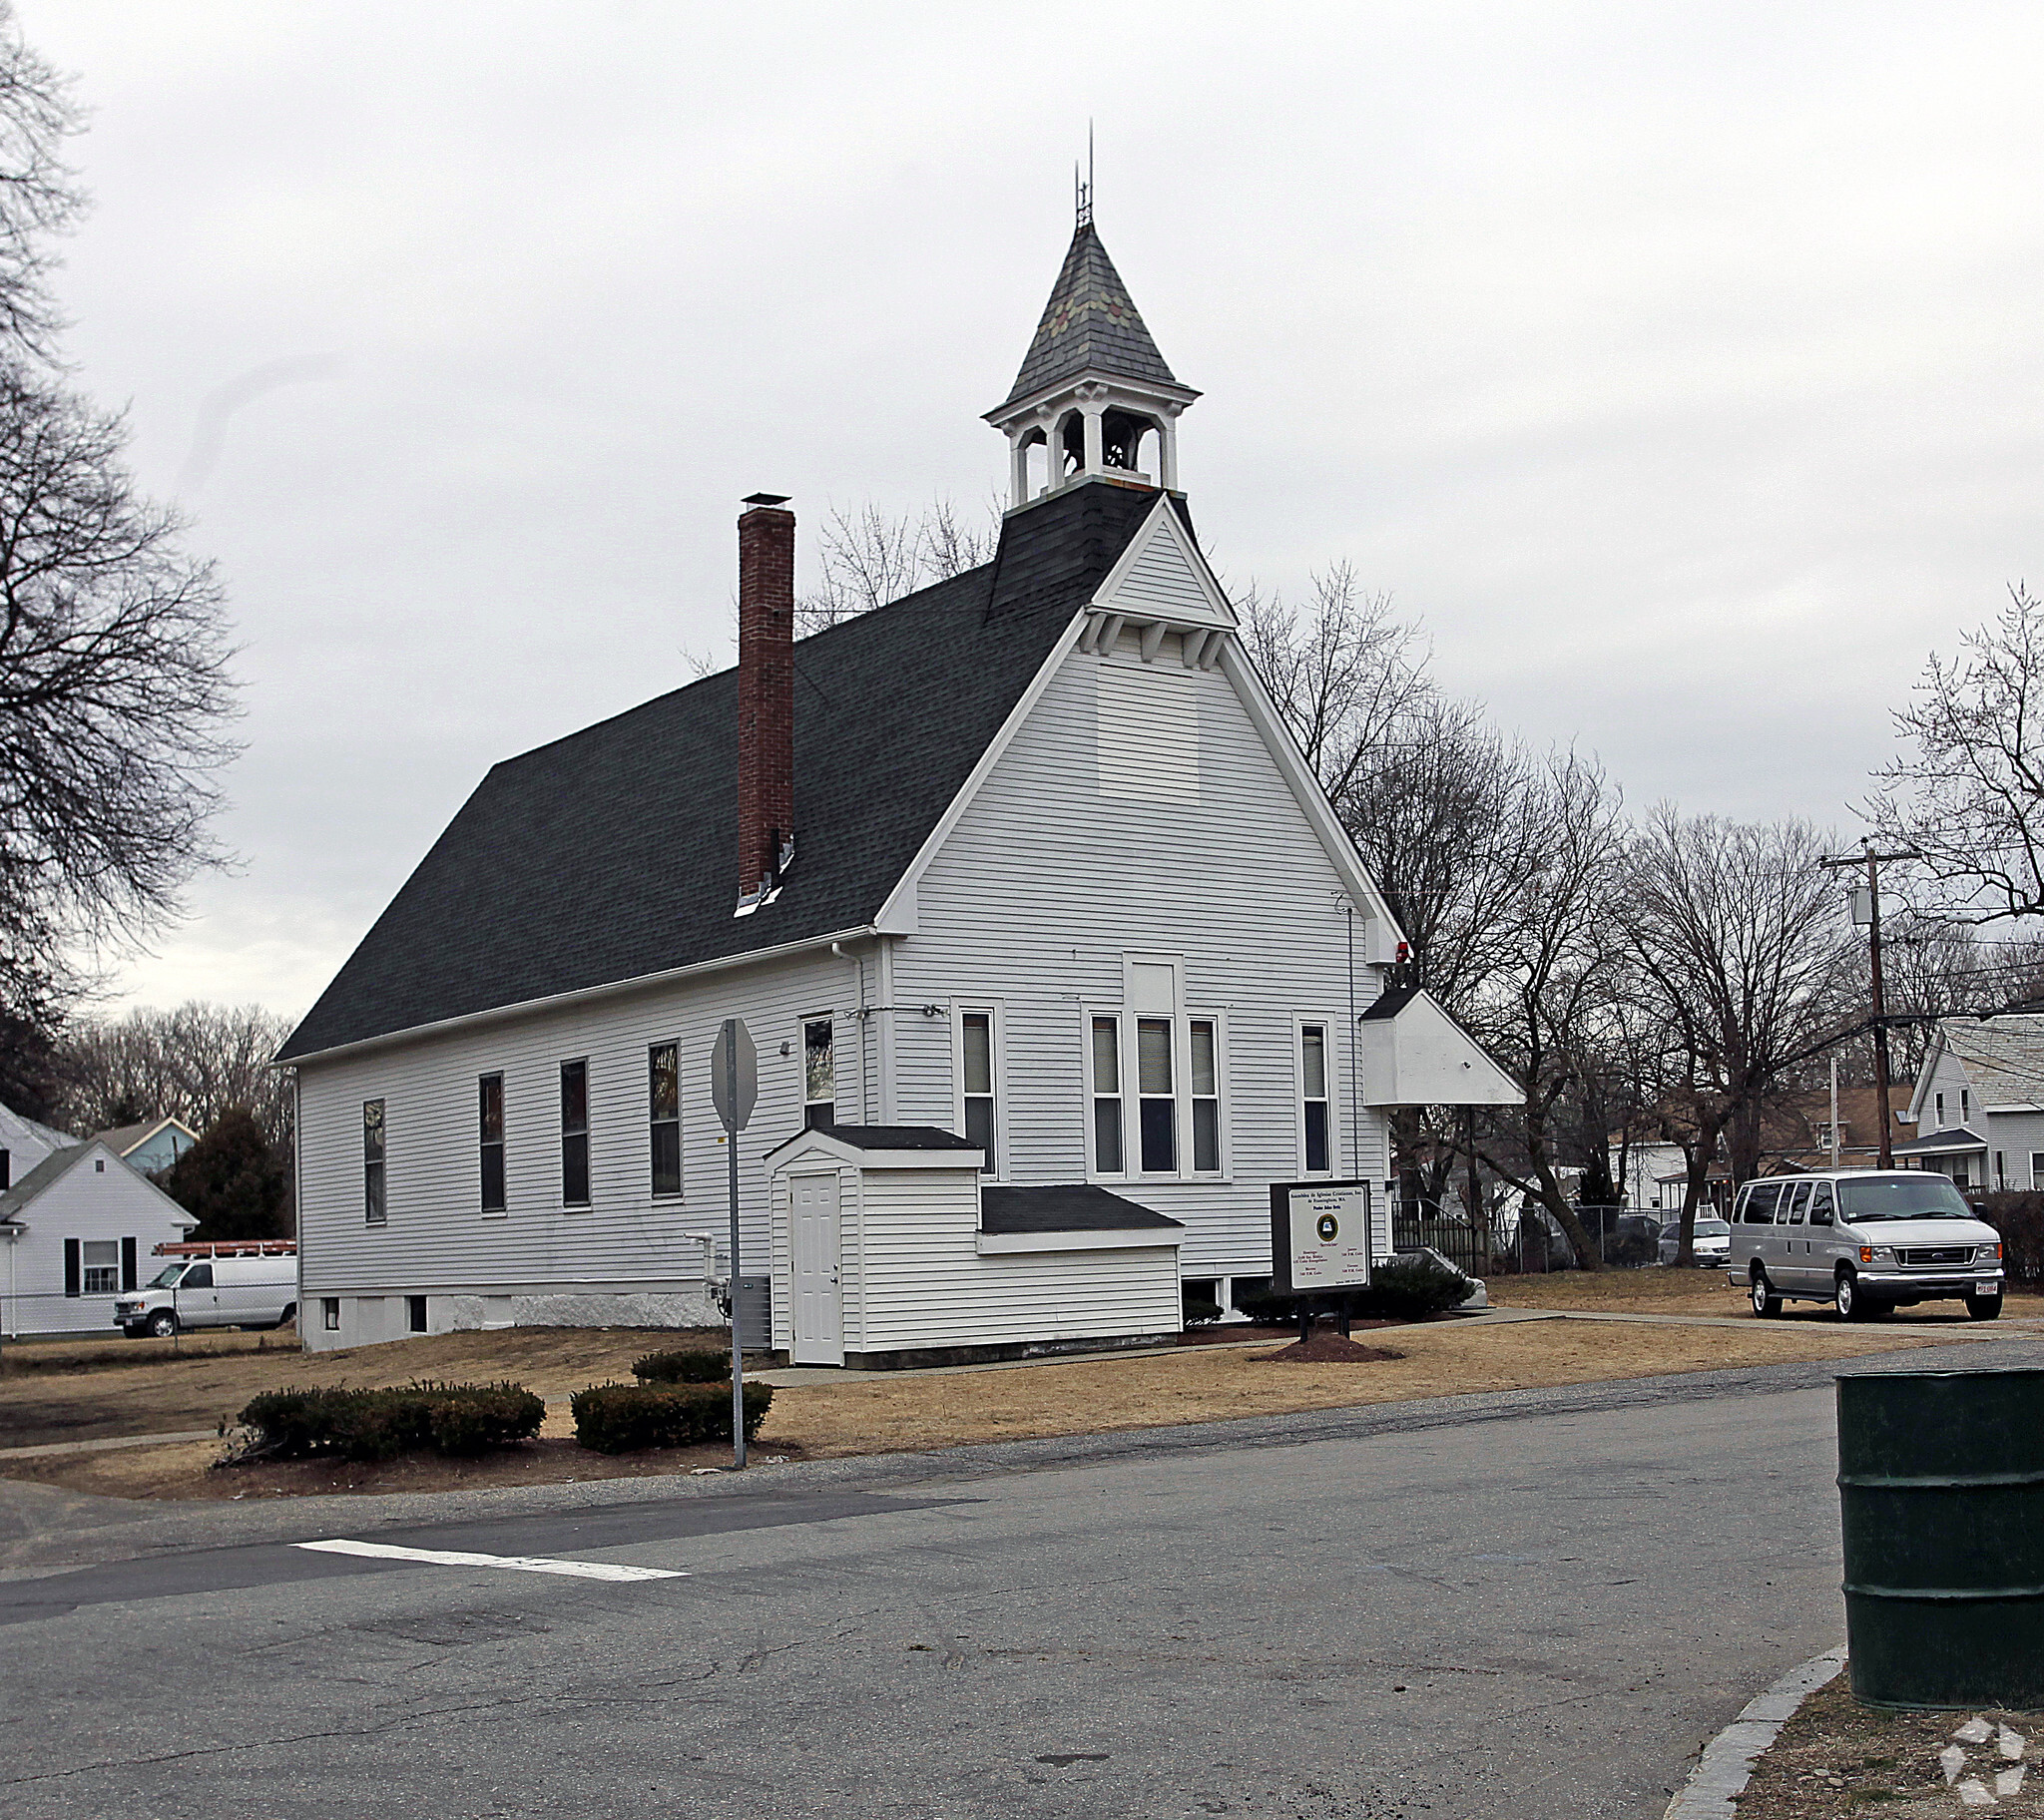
[115,1242,296,1337]
[1726,1171,2003,1320]
[1659,1217,1732,1267]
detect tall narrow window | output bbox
[363,1099,387,1224]
[1190,1019,1220,1172]
[1935,1092,1946,1126]
[1301,1024,1330,1173]
[962,1013,996,1155]
[1091,1015,1124,1173]
[803,1019,835,1129]
[1138,1017,1176,1172]
[478,1074,506,1213]
[1962,1089,1971,1124]
[560,1061,590,1207]
[650,1041,681,1197]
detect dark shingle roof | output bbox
[0,1142,88,1219]
[1000,223,1187,409]
[815,1126,982,1152]
[279,482,1164,1063]
[979,1183,1184,1234]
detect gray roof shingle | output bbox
[979,1183,1184,1234]
[278,482,1168,1064]
[1000,223,1187,409]
[1940,1013,2044,1106]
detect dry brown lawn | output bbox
[6,1306,2009,1503]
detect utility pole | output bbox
[1820,841,1920,1169]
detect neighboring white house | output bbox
[0,1140,200,1337]
[1902,1014,2044,1191]
[277,209,1520,1361]
[0,1100,76,1194]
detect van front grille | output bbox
[1898,1246,1972,1266]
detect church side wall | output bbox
[292,946,863,1350]
[887,626,1394,1288]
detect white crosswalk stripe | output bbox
[293,1538,686,1582]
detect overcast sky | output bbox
[29,2,2044,1023]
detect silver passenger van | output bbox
[1727,1169,2003,1320]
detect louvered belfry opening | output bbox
[737,493,795,908]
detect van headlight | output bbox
[1858,1245,1895,1264]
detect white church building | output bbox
[278,209,1518,1362]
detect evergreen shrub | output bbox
[632,1348,733,1385]
[1236,1253,1473,1326]
[571,1381,773,1454]
[1977,1192,2044,1284]
[237,1381,543,1461]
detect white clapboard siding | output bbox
[1098,511,1231,624]
[852,1168,1178,1351]
[1098,638,1200,801]
[295,946,862,1300]
[888,626,1393,1280]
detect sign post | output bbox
[710,1018,758,1468]
[1270,1179,1372,1342]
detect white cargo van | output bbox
[114,1245,297,1337]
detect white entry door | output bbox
[789,1171,844,1366]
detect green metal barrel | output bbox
[1837,1368,2044,1708]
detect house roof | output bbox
[279,482,1167,1064]
[998,221,1189,410]
[1935,1014,2044,1107]
[1892,1126,1989,1156]
[809,1126,981,1153]
[979,1183,1184,1234]
[93,1115,198,1158]
[0,1141,89,1218]
[0,1100,75,1155]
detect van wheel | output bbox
[146,1310,179,1339]
[1751,1271,1782,1318]
[1834,1269,1860,1321]
[1968,1292,2003,1321]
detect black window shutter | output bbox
[64,1237,81,1298]
[122,1236,138,1292]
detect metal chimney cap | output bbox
[742,492,791,508]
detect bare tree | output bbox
[1870,584,2044,925]
[0,3,82,364]
[0,370,239,983]
[1622,808,1854,1262]
[796,496,1000,633]
[55,1001,296,1143]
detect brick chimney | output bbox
[736,493,794,911]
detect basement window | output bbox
[649,1042,682,1198]
[322,1297,340,1332]
[407,1295,427,1334]
[803,1019,835,1129]
[363,1100,387,1224]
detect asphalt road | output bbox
[6,1338,2038,1820]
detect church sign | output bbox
[1269,1180,1373,1294]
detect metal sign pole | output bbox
[723,1019,746,1472]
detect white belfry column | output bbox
[1082,406,1104,477]
[1160,415,1180,490]
[1010,433,1030,507]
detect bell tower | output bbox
[985,198,1199,508]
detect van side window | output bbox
[1742,1182,1782,1222]
[1807,1182,1835,1225]
[1785,1181,1810,1224]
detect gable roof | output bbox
[0,1100,75,1156]
[999,222,1189,410]
[94,1115,199,1158]
[1932,1014,2044,1109]
[280,482,1165,1064]
[0,1138,199,1226]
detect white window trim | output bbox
[1082,1006,1130,1182]
[1184,1009,1231,1180]
[649,1036,685,1201]
[558,1057,592,1212]
[949,1000,1006,1180]
[1293,1014,1340,1178]
[479,1071,508,1220]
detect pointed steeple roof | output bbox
[1000,221,1188,409]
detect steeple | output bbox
[986,214,1200,509]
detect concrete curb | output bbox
[1664,1645,1848,1819]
